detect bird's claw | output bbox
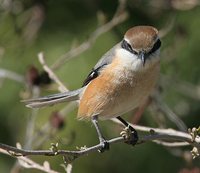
[98,140,110,153]
[120,125,138,145]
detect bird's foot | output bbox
[98,139,110,153]
[120,125,138,145]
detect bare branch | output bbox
[61,162,73,173]
[51,0,129,71]
[18,158,58,173]
[112,119,200,150]
[153,140,189,147]
[38,52,68,92]
[24,87,40,150]
[161,74,200,101]
[0,148,58,173]
[151,92,187,131]
[0,124,199,162]
[0,68,25,83]
[159,17,175,38]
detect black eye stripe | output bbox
[148,39,161,55]
[121,39,161,55]
[121,40,138,55]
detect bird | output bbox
[23,26,162,152]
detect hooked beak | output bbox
[139,51,146,66]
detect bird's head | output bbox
[119,26,161,71]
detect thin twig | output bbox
[151,91,187,132]
[0,68,25,83]
[153,140,189,147]
[38,52,68,92]
[159,17,175,38]
[24,87,40,149]
[0,148,58,173]
[18,158,58,173]
[61,163,73,173]
[51,0,128,71]
[32,101,78,148]
[161,74,200,101]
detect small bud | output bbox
[191,147,199,159]
[39,71,52,85]
[26,65,40,86]
[149,129,155,135]
[50,111,65,129]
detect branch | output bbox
[151,91,187,131]
[51,0,129,71]
[38,52,68,92]
[0,124,199,162]
[161,74,200,101]
[159,17,175,38]
[24,87,40,150]
[0,147,58,173]
[0,68,25,83]
[17,157,58,173]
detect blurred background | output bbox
[0,0,200,172]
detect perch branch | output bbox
[0,123,199,162]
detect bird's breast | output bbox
[78,57,160,120]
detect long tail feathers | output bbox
[22,88,83,108]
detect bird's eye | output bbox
[148,39,161,55]
[121,40,138,55]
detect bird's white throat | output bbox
[116,48,160,72]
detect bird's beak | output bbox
[139,51,145,66]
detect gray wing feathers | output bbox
[22,88,83,108]
[94,43,120,69]
[82,43,120,87]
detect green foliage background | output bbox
[0,0,200,172]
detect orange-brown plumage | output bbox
[78,26,160,120]
[78,55,160,120]
[78,57,121,119]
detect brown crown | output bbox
[124,26,159,52]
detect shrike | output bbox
[24,26,161,152]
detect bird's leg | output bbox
[117,116,138,145]
[91,115,109,152]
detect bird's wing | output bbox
[23,43,121,108]
[82,43,120,87]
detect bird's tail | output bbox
[22,88,83,108]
